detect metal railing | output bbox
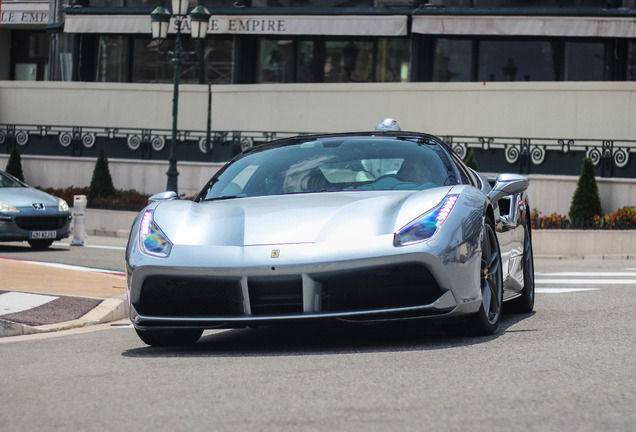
[1,123,635,177]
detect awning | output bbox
[1,2,49,28]
[412,15,636,38]
[64,14,408,36]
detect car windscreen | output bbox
[198,136,456,201]
[0,171,25,188]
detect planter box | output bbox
[533,229,636,258]
[79,209,139,238]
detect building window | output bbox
[96,36,128,82]
[479,40,556,82]
[258,39,295,83]
[432,39,472,82]
[564,41,605,81]
[130,36,233,84]
[377,38,410,82]
[257,38,409,83]
[10,31,49,81]
[628,41,636,81]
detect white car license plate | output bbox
[30,231,57,239]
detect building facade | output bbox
[1,1,636,193]
[2,1,635,84]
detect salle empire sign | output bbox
[1,11,49,25]
[211,17,286,33]
[172,15,405,36]
[176,17,286,34]
[61,14,406,36]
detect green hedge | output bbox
[38,186,150,212]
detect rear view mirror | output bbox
[487,174,529,203]
[148,191,178,203]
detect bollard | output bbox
[71,195,87,246]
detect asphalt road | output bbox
[0,238,634,431]
[0,236,127,272]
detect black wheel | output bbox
[28,239,54,250]
[135,328,203,347]
[443,219,503,337]
[467,219,504,335]
[506,223,535,313]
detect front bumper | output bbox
[127,237,483,330]
[0,212,72,242]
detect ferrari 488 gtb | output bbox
[126,123,534,346]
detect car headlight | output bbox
[58,198,69,212]
[394,194,458,247]
[139,210,173,257]
[0,201,20,213]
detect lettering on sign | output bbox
[210,18,287,34]
[1,11,49,24]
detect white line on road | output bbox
[535,272,636,277]
[0,258,125,276]
[0,292,59,316]
[536,288,599,294]
[54,242,126,251]
[536,279,636,285]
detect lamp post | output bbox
[150,0,211,195]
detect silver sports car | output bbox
[126,123,534,346]
[0,169,72,249]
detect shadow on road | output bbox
[0,243,70,254]
[121,312,536,358]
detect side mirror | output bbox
[487,173,529,203]
[148,191,178,203]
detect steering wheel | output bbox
[373,174,409,183]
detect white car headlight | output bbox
[139,210,173,257]
[58,198,69,212]
[0,201,20,213]
[394,194,459,246]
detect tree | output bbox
[464,149,480,171]
[569,157,602,228]
[5,148,25,182]
[89,149,116,200]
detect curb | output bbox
[0,295,128,338]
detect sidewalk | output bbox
[0,258,128,337]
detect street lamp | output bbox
[150,0,211,195]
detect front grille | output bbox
[248,276,303,315]
[15,216,69,231]
[135,263,444,319]
[136,276,243,317]
[316,264,443,313]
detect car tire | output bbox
[506,222,535,314]
[27,239,54,250]
[135,328,203,347]
[443,218,503,337]
[462,218,504,336]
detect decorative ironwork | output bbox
[1,123,635,177]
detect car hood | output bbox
[0,186,61,208]
[152,189,454,247]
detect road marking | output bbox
[536,288,599,294]
[534,270,634,293]
[537,279,636,285]
[54,242,126,251]
[0,257,125,277]
[0,292,59,316]
[536,272,636,277]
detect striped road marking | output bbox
[535,271,636,294]
[0,292,59,316]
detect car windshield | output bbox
[0,171,25,188]
[198,135,456,201]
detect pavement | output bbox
[0,239,129,338]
